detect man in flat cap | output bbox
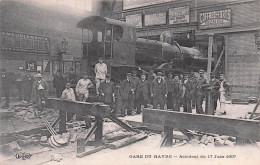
[99,74,115,111]
[189,70,197,109]
[22,69,34,103]
[131,70,140,110]
[151,72,167,110]
[195,69,209,114]
[218,73,230,115]
[208,72,220,115]
[136,73,149,114]
[53,69,65,98]
[32,73,48,111]
[166,73,173,109]
[172,73,182,111]
[0,69,12,108]
[119,72,135,116]
[182,72,194,113]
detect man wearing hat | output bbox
[166,73,173,109]
[182,72,194,113]
[136,73,149,114]
[99,74,115,110]
[0,69,12,108]
[94,57,107,95]
[53,69,65,98]
[218,73,230,115]
[119,72,135,116]
[131,70,140,110]
[208,72,220,115]
[172,73,182,111]
[195,69,209,114]
[22,69,34,103]
[151,72,167,110]
[189,70,197,109]
[32,73,48,110]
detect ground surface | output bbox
[0,98,259,165]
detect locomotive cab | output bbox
[77,16,136,80]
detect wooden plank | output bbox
[46,98,111,118]
[143,108,260,141]
[95,116,103,146]
[164,126,173,147]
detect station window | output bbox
[97,31,102,42]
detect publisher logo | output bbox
[15,152,32,160]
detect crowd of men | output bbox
[0,57,230,118]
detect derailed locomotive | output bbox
[76,16,211,82]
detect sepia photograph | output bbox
[0,0,259,164]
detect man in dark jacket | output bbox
[151,72,167,110]
[208,72,220,115]
[131,70,140,110]
[119,73,135,116]
[0,69,12,108]
[166,73,173,109]
[99,74,115,110]
[136,73,149,114]
[183,73,195,113]
[22,69,34,102]
[53,69,65,98]
[196,69,209,114]
[172,74,182,111]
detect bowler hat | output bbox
[126,72,132,76]
[174,73,179,77]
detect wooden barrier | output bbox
[143,108,260,145]
[46,98,138,157]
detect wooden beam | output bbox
[46,98,111,118]
[249,98,260,119]
[143,108,260,141]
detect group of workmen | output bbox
[0,57,230,118]
[114,68,229,117]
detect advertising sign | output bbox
[145,12,166,26]
[200,9,231,29]
[1,31,50,54]
[169,6,189,24]
[126,14,142,28]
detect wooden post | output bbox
[59,110,66,133]
[164,126,173,147]
[95,116,103,146]
[207,33,214,81]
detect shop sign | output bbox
[1,31,50,54]
[123,0,177,10]
[145,12,166,26]
[126,14,142,28]
[200,9,231,29]
[169,6,189,24]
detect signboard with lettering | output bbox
[145,12,166,26]
[126,14,142,28]
[200,9,231,29]
[169,6,189,24]
[123,0,177,10]
[1,31,50,54]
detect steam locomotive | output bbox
[77,16,211,82]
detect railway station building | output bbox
[96,0,260,99]
[0,0,91,82]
